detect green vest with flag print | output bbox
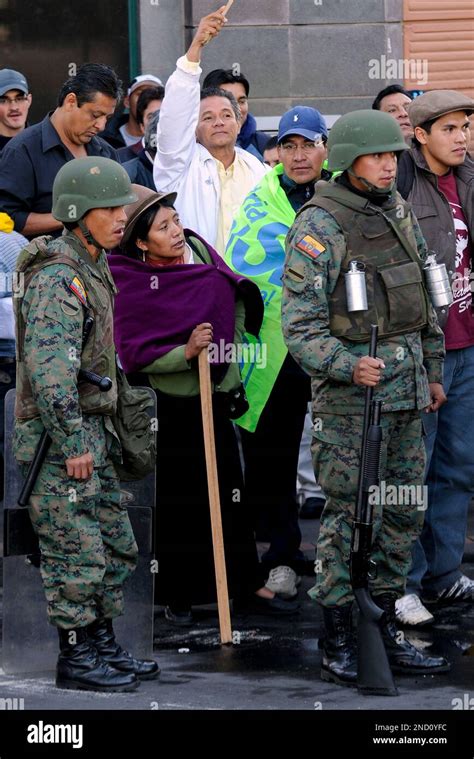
[225,164,296,432]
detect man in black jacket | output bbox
[100,74,163,151]
[122,110,159,191]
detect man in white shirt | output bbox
[153,5,267,253]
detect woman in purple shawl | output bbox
[109,187,299,625]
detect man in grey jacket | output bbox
[395,90,474,626]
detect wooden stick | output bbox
[203,1,235,45]
[198,348,232,645]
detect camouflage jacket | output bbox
[13,232,120,464]
[281,188,445,415]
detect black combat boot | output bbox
[320,604,357,687]
[56,627,139,692]
[88,618,160,680]
[375,593,451,674]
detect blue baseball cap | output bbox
[278,106,328,144]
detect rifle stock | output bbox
[350,324,398,697]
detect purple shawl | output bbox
[109,230,263,377]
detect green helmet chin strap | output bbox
[347,167,396,196]
[78,218,103,252]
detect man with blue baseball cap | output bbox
[225,105,330,590]
[277,106,330,521]
[276,105,329,210]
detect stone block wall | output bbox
[140,0,405,117]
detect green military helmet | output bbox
[52,157,138,223]
[327,109,408,172]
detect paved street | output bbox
[1,512,473,713]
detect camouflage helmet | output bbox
[52,157,138,223]
[327,109,408,172]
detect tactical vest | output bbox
[15,234,118,420]
[298,181,430,342]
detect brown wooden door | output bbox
[403,0,474,96]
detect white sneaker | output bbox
[265,566,298,599]
[395,594,434,627]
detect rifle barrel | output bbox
[355,324,378,521]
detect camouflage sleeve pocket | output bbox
[282,263,307,292]
[42,296,82,330]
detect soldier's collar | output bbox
[60,230,104,268]
[337,173,396,208]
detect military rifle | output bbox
[350,324,398,696]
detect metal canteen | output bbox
[423,252,453,308]
[345,260,368,312]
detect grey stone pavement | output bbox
[0,508,473,714]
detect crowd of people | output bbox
[0,4,473,694]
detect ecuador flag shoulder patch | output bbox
[67,276,87,307]
[296,235,326,259]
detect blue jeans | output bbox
[407,345,474,595]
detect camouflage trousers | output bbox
[25,460,138,629]
[309,410,426,607]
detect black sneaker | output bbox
[300,496,325,520]
[164,606,194,627]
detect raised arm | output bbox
[153,6,229,193]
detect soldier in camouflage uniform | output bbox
[281,110,450,687]
[14,157,159,691]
